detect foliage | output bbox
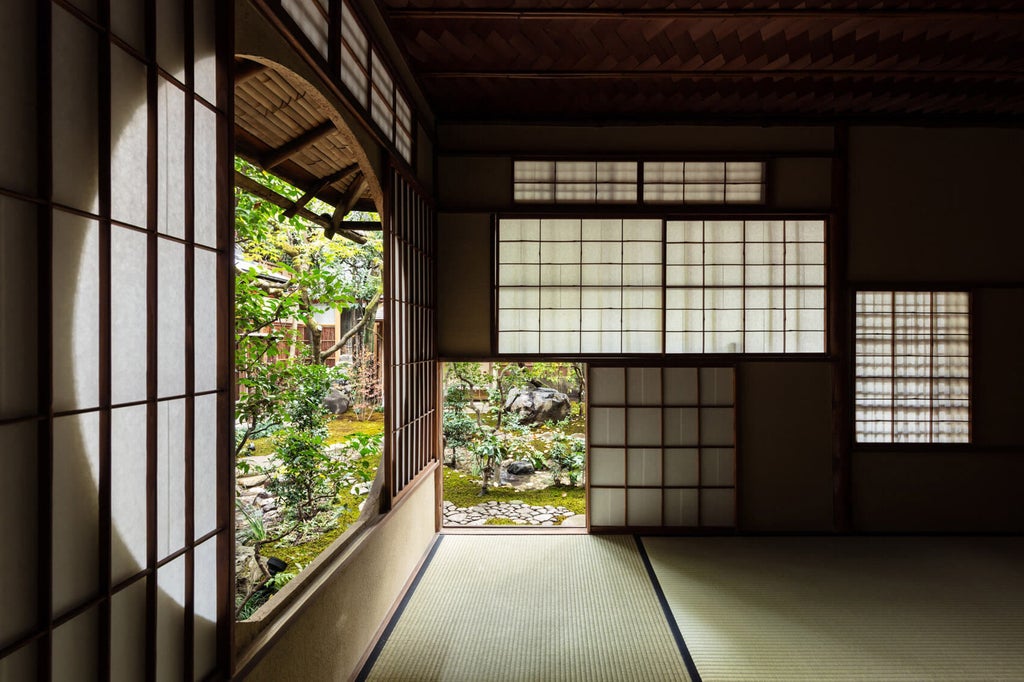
[549,432,586,486]
[233,156,382,455]
[471,429,506,493]
[442,409,479,466]
[236,498,269,545]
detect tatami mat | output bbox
[642,536,1024,681]
[363,535,692,682]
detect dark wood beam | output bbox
[328,173,368,237]
[388,8,1024,20]
[260,121,335,169]
[234,170,367,244]
[281,163,360,219]
[421,69,1024,80]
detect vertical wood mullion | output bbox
[660,219,666,357]
[97,0,114,677]
[38,2,55,678]
[182,0,196,677]
[216,0,235,671]
[890,292,896,443]
[382,168,393,508]
[144,0,158,674]
[929,292,935,443]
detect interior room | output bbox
[1,1,1022,679]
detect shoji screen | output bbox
[385,166,438,503]
[0,2,230,678]
[588,366,737,530]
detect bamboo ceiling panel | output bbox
[381,1,1024,120]
[234,59,374,209]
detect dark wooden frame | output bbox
[586,363,740,534]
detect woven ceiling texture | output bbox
[381,1,1024,121]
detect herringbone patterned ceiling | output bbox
[380,1,1024,121]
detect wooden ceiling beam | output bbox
[234,170,368,244]
[388,8,1024,20]
[260,121,336,170]
[281,163,361,219]
[421,69,1024,80]
[328,173,369,238]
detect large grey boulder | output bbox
[324,387,350,415]
[504,387,571,424]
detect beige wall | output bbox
[241,474,437,681]
[848,126,1024,283]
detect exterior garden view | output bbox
[233,158,384,620]
[442,362,587,527]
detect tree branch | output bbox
[319,290,381,360]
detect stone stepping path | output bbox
[443,499,581,527]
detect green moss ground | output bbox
[442,466,586,515]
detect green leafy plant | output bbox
[471,429,506,494]
[549,433,586,486]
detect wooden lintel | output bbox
[281,163,360,219]
[260,121,335,170]
[234,170,367,244]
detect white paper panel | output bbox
[53,211,99,412]
[589,447,625,489]
[111,579,147,682]
[627,407,660,446]
[0,642,36,682]
[589,367,625,404]
[194,394,218,537]
[193,0,218,103]
[52,7,99,214]
[627,488,662,527]
[110,47,148,229]
[111,405,148,583]
[0,1,38,194]
[194,539,218,678]
[111,226,148,404]
[663,489,699,526]
[590,488,625,527]
[540,331,579,353]
[341,2,369,105]
[283,0,328,57]
[0,197,38,418]
[0,423,37,648]
[627,367,661,405]
[157,399,186,559]
[52,413,100,615]
[701,488,736,527]
[194,104,219,248]
[700,367,734,405]
[194,249,218,392]
[663,448,699,486]
[701,408,735,445]
[701,448,735,486]
[590,407,625,446]
[663,408,698,446]
[662,368,698,405]
[157,239,186,397]
[156,0,186,79]
[628,448,662,486]
[158,79,186,238]
[156,555,186,682]
[52,607,98,682]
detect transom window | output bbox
[855,291,970,443]
[497,218,827,355]
[512,160,765,205]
